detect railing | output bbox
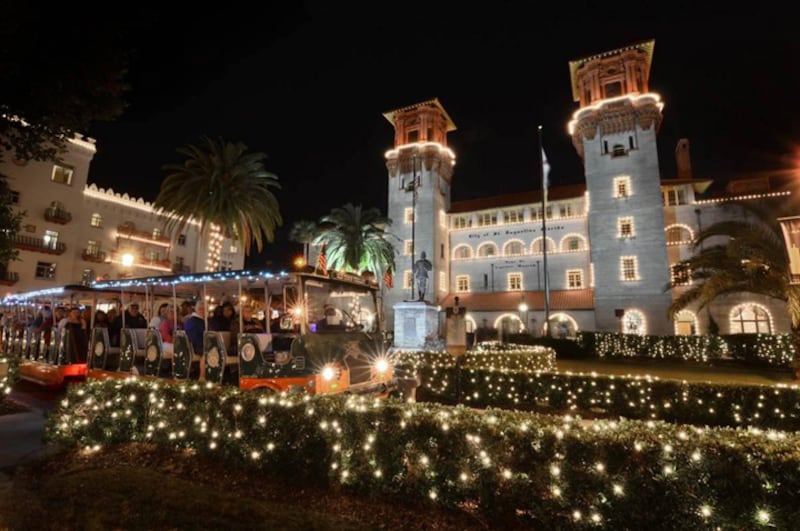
[172,264,191,274]
[0,271,19,285]
[12,234,66,254]
[82,249,107,263]
[116,224,171,246]
[44,207,72,224]
[108,251,173,272]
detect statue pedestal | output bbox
[393,301,440,350]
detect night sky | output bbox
[61,4,799,268]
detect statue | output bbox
[413,251,433,301]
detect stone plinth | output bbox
[393,301,440,350]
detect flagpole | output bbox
[538,125,551,337]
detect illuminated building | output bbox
[381,41,795,337]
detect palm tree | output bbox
[668,200,800,330]
[312,204,396,280]
[288,220,319,266]
[154,137,282,261]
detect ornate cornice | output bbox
[385,142,456,182]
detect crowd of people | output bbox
[2,298,272,365]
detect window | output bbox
[404,240,413,255]
[612,144,626,157]
[90,213,102,227]
[671,263,691,286]
[729,303,772,334]
[440,243,444,259]
[146,250,159,261]
[427,127,434,141]
[621,256,639,281]
[152,228,161,239]
[503,241,524,256]
[477,211,497,227]
[439,271,446,292]
[452,215,471,229]
[81,268,94,286]
[507,272,522,291]
[403,270,413,290]
[51,163,74,185]
[567,269,584,289]
[622,310,646,335]
[663,187,688,206]
[456,275,470,293]
[86,240,100,254]
[559,203,574,218]
[404,207,414,224]
[439,210,447,228]
[178,234,186,246]
[532,238,553,254]
[9,190,19,204]
[629,136,635,150]
[44,230,59,250]
[665,224,694,245]
[407,130,418,143]
[563,236,583,252]
[618,217,634,238]
[530,207,541,221]
[477,243,497,257]
[230,244,238,253]
[603,140,609,154]
[614,176,631,198]
[503,208,524,224]
[453,245,472,260]
[35,261,56,280]
[674,310,697,336]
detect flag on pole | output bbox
[383,268,393,289]
[317,244,328,276]
[541,147,550,196]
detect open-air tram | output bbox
[3,268,416,397]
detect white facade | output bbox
[1,136,244,293]
[381,41,794,337]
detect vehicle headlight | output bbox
[321,365,337,381]
[374,358,390,374]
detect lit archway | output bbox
[546,312,579,338]
[665,223,695,245]
[477,242,498,258]
[559,233,587,252]
[464,315,477,333]
[531,237,556,254]
[452,244,473,260]
[503,239,525,257]
[493,313,523,334]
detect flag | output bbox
[383,268,393,289]
[317,244,328,276]
[541,147,550,194]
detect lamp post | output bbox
[518,300,528,333]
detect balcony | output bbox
[82,249,107,263]
[116,224,172,247]
[44,206,72,224]
[172,264,191,274]
[0,271,20,286]
[12,234,66,255]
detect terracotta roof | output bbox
[449,184,587,214]
[382,98,457,132]
[440,289,594,312]
[568,39,655,102]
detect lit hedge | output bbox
[400,363,800,432]
[0,355,19,395]
[392,342,556,373]
[580,332,796,368]
[47,379,800,529]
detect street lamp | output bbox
[294,256,306,270]
[121,252,135,267]
[518,300,528,333]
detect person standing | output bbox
[183,300,206,380]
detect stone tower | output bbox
[383,99,456,331]
[568,40,673,335]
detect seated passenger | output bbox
[317,305,344,331]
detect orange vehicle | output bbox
[85,269,417,398]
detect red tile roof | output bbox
[440,289,594,311]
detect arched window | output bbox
[493,313,523,334]
[674,310,697,335]
[560,234,586,252]
[622,309,646,335]
[477,242,497,258]
[665,224,694,245]
[546,313,579,339]
[531,237,555,254]
[90,213,103,228]
[503,240,524,256]
[729,303,772,334]
[452,245,472,260]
